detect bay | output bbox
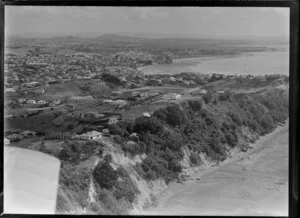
[139,50,289,76]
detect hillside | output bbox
[8,83,289,215]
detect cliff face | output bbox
[55,137,166,215]
[53,86,288,215]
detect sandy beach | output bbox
[143,121,289,216]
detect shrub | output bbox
[104,154,113,162]
[188,100,203,111]
[97,188,128,214]
[210,136,226,156]
[59,146,77,161]
[102,73,123,87]
[113,134,124,144]
[225,132,238,147]
[93,161,118,189]
[145,170,156,180]
[133,117,163,134]
[108,124,125,136]
[168,159,182,173]
[246,119,258,131]
[190,152,201,165]
[202,93,213,104]
[218,91,232,101]
[58,140,102,162]
[117,166,128,178]
[222,121,231,131]
[45,131,73,140]
[113,177,140,203]
[227,112,242,126]
[260,113,275,134]
[154,105,185,127]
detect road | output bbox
[143,122,289,216]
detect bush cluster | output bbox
[93,161,118,190]
[190,152,201,165]
[58,140,103,162]
[153,105,186,127]
[107,89,288,186]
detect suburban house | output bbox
[27,100,36,104]
[108,116,120,125]
[199,89,208,95]
[70,95,94,102]
[26,81,40,88]
[163,93,182,100]
[17,98,26,104]
[76,131,102,140]
[37,100,47,105]
[102,129,110,136]
[143,112,151,117]
[53,99,61,105]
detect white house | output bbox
[169,77,176,82]
[17,98,27,104]
[26,81,40,88]
[53,99,61,105]
[76,131,102,140]
[199,89,208,95]
[163,93,182,100]
[27,100,36,104]
[113,100,127,107]
[108,116,119,125]
[143,112,151,117]
[36,100,47,105]
[103,99,114,104]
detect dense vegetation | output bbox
[12,87,288,215]
[109,89,288,184]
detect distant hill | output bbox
[95,34,146,42]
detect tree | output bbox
[190,152,200,165]
[202,93,213,104]
[108,124,125,136]
[153,105,185,127]
[104,154,113,162]
[188,100,203,111]
[93,161,118,189]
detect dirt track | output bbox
[143,121,289,216]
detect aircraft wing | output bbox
[3,146,61,214]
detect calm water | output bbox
[140,51,289,75]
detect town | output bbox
[4,45,288,145]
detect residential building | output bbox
[163,93,182,100]
[143,112,151,117]
[36,100,47,105]
[27,100,36,104]
[17,98,26,104]
[26,81,40,88]
[108,116,119,125]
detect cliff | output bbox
[19,84,288,215]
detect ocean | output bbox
[139,50,289,76]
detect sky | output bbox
[5,6,290,38]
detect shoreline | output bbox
[172,49,286,63]
[138,50,288,76]
[172,54,240,62]
[142,120,289,214]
